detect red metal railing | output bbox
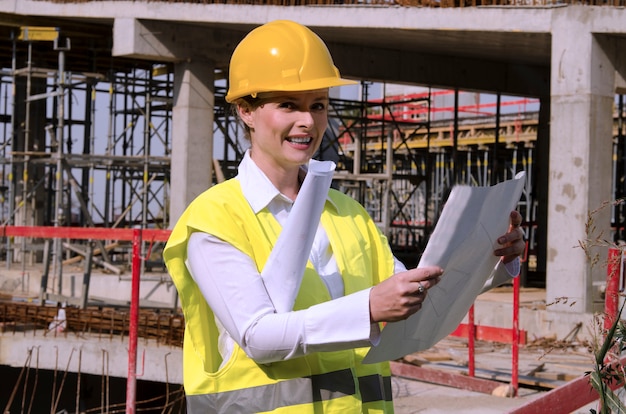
[1,225,171,242]
[1,225,171,414]
[0,226,542,409]
[605,248,622,331]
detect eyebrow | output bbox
[281,95,328,101]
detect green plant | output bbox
[587,297,626,414]
[582,199,626,413]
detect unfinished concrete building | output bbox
[0,0,625,411]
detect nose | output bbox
[296,110,314,128]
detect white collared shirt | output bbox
[186,151,394,365]
[186,151,519,365]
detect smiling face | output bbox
[238,89,329,177]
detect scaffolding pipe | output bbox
[20,41,33,272]
[7,30,16,268]
[104,81,114,227]
[425,88,432,237]
[492,93,501,185]
[53,40,67,296]
[142,90,150,230]
[86,79,97,221]
[382,131,393,236]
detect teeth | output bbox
[288,137,311,144]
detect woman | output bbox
[164,20,524,413]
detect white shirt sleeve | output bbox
[186,232,376,364]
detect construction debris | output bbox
[400,336,594,391]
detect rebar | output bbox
[3,347,32,413]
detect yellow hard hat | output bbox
[225,20,356,103]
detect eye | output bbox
[278,101,296,110]
[311,102,327,112]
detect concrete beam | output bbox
[329,43,550,98]
[112,18,241,66]
[0,333,182,384]
[596,34,626,94]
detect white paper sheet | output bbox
[260,159,336,313]
[363,171,526,364]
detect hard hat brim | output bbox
[226,76,357,103]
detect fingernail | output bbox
[498,237,506,244]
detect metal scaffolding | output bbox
[0,24,579,292]
[1,28,175,305]
[326,85,539,269]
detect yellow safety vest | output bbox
[164,178,396,413]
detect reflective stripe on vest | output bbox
[359,374,393,404]
[186,369,392,413]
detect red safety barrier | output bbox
[0,225,171,242]
[448,240,529,396]
[468,304,475,377]
[512,272,520,396]
[605,248,622,332]
[126,229,142,414]
[450,323,527,344]
[0,225,172,414]
[1,226,535,407]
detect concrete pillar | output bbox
[170,60,215,225]
[532,94,550,287]
[546,11,616,315]
[112,18,218,225]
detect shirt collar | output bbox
[236,150,337,214]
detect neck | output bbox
[250,153,303,200]
[271,170,301,200]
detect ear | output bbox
[237,104,254,128]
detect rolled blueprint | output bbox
[260,159,336,313]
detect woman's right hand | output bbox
[369,266,444,323]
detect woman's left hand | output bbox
[494,211,525,263]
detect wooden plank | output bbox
[62,242,122,274]
[63,242,120,265]
[426,361,568,390]
[389,361,504,394]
